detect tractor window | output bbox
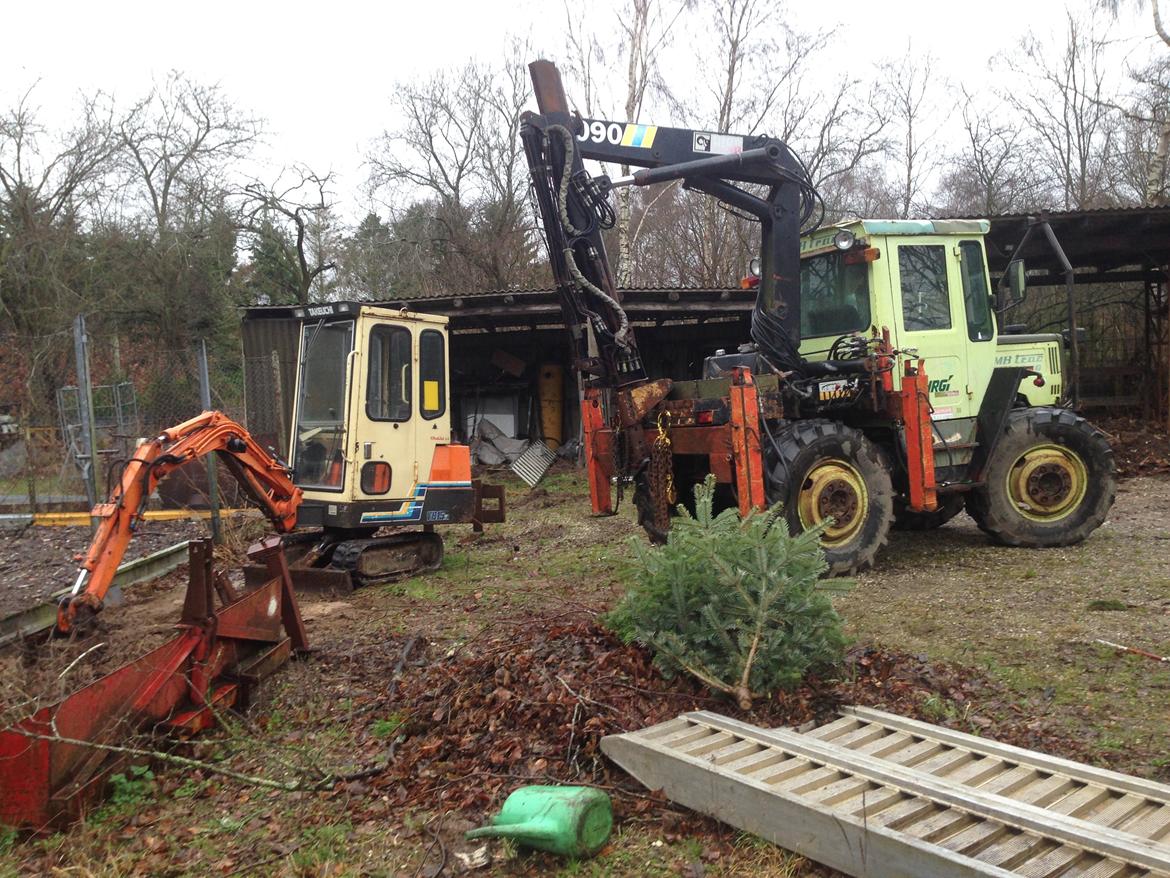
[367,325,412,421]
[800,251,870,338]
[419,330,446,420]
[293,319,354,490]
[959,240,994,342]
[899,245,952,331]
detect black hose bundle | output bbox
[749,150,823,376]
[545,124,632,349]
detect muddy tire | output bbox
[764,420,894,575]
[967,407,1116,547]
[893,493,965,530]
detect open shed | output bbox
[240,206,1170,451]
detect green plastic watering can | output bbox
[465,785,613,858]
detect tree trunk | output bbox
[617,185,634,288]
[1146,120,1170,206]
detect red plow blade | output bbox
[0,537,307,829]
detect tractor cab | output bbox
[798,220,1064,424]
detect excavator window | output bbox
[293,319,353,490]
[367,325,412,421]
[419,329,446,419]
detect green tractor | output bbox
[791,219,1114,557]
[520,59,1115,573]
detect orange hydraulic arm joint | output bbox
[57,411,303,634]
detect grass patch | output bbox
[1087,599,1128,611]
[370,714,405,739]
[292,822,353,870]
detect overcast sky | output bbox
[3,0,1157,220]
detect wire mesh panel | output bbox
[243,354,290,458]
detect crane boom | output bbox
[57,411,302,633]
[519,58,820,384]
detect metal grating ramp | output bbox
[510,441,557,487]
[601,707,1170,877]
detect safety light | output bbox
[833,229,856,251]
[844,247,881,265]
[748,256,761,277]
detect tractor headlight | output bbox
[833,229,856,251]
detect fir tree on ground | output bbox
[607,476,851,709]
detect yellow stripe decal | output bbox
[620,124,658,149]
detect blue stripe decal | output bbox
[358,481,472,524]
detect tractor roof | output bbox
[824,218,991,237]
[801,219,991,257]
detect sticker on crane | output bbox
[578,120,658,148]
[693,131,744,155]
[818,378,852,401]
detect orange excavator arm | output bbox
[57,411,303,633]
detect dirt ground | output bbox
[0,462,1168,877]
[0,519,210,617]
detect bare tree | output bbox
[1099,0,1170,204]
[933,88,1044,216]
[118,73,261,234]
[242,169,338,305]
[615,1,686,286]
[1110,58,1170,204]
[112,74,262,351]
[1005,12,1120,210]
[876,48,940,218]
[368,46,539,292]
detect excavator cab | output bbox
[281,301,504,587]
[290,303,455,524]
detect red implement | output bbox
[0,537,307,829]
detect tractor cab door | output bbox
[887,238,973,422]
[352,308,452,507]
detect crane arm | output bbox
[58,411,302,633]
[520,59,821,381]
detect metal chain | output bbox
[648,411,676,533]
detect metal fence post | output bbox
[197,339,222,544]
[270,350,287,459]
[72,315,101,529]
[23,420,37,516]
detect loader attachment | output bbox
[0,537,308,829]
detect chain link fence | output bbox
[0,326,249,516]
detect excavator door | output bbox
[352,307,452,505]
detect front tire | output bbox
[967,407,1115,547]
[765,420,894,575]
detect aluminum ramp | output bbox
[601,707,1170,877]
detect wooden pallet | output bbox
[601,707,1170,877]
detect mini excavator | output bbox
[2,306,507,826]
[55,303,505,635]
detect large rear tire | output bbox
[967,407,1115,547]
[764,420,894,575]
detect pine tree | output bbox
[608,476,851,709]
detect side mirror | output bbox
[1006,259,1026,303]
